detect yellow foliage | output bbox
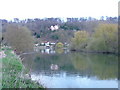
[87,24,118,52]
[56,48,64,54]
[56,42,64,48]
[94,24,118,40]
[71,30,88,50]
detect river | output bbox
[21,49,118,88]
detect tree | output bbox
[14,18,19,23]
[87,24,118,53]
[71,31,88,50]
[4,24,34,54]
[56,42,64,48]
[0,32,2,45]
[0,20,2,45]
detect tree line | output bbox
[0,16,118,54]
[70,24,118,54]
[1,16,118,43]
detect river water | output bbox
[22,49,118,88]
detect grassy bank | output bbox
[1,47,43,88]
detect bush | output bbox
[56,42,64,48]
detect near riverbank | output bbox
[1,47,44,88]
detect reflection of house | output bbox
[34,47,40,52]
[45,49,50,54]
[40,49,56,54]
[50,64,59,70]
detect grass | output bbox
[1,47,44,89]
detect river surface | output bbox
[22,49,118,88]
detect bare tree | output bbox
[4,24,34,54]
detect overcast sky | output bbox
[0,0,119,20]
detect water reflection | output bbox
[50,64,59,70]
[21,52,118,88]
[38,48,69,54]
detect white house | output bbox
[50,42,56,45]
[35,43,39,47]
[50,25,59,31]
[54,25,59,30]
[45,42,50,47]
[41,43,45,46]
[50,26,55,31]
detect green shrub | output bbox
[56,42,64,48]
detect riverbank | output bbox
[1,47,44,88]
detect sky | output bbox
[0,0,119,20]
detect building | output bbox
[50,25,59,31]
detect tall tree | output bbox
[71,31,88,50]
[4,24,34,53]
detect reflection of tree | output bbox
[70,53,118,79]
[70,53,90,71]
[22,52,118,80]
[21,54,36,73]
[55,49,64,54]
[27,53,75,72]
[32,54,61,71]
[89,54,118,80]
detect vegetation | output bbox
[1,47,43,88]
[0,32,2,45]
[4,24,34,54]
[71,31,88,50]
[87,24,118,53]
[1,18,118,54]
[1,17,117,43]
[0,16,118,89]
[56,42,64,48]
[70,53,118,80]
[71,24,118,53]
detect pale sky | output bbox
[0,0,119,20]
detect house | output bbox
[40,41,56,49]
[45,42,50,47]
[50,26,55,31]
[50,42,56,45]
[50,25,59,31]
[54,25,59,30]
[41,42,45,46]
[34,43,39,47]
